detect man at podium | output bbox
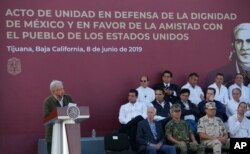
[44,80,74,154]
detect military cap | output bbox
[171,103,181,112]
[205,101,216,109]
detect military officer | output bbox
[165,103,204,154]
[197,102,230,154]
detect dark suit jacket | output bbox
[136,119,165,151]
[154,83,180,103]
[178,100,200,121]
[198,100,228,122]
[44,94,73,142]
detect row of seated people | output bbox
[136,71,250,115]
[117,89,250,154]
[134,71,250,130]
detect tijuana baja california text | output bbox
[6,46,85,53]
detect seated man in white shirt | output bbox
[228,102,250,138]
[181,72,204,106]
[136,75,155,107]
[208,73,229,106]
[228,73,250,103]
[118,89,147,150]
[226,88,250,117]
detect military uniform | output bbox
[165,104,204,154]
[197,102,230,154]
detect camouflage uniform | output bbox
[166,119,204,154]
[198,115,230,154]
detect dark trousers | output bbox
[47,142,51,154]
[119,115,144,151]
[159,117,171,132]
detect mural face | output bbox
[234,24,250,71]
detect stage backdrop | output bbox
[0,0,249,153]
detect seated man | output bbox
[118,89,147,150]
[228,102,250,138]
[136,75,155,107]
[228,73,250,104]
[178,88,200,133]
[198,102,230,154]
[226,88,250,117]
[137,106,176,154]
[198,87,227,122]
[181,72,204,106]
[208,73,229,106]
[154,70,179,103]
[151,88,172,129]
[165,104,204,154]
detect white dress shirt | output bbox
[228,114,250,138]
[181,82,204,105]
[226,99,250,117]
[228,83,250,104]
[118,102,147,124]
[208,83,229,105]
[136,86,155,107]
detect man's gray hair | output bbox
[234,23,250,36]
[232,87,241,95]
[147,106,156,114]
[50,80,63,92]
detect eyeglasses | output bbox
[140,80,147,83]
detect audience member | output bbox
[198,88,228,122]
[154,70,179,103]
[226,88,250,117]
[181,73,204,105]
[151,88,172,129]
[178,89,200,132]
[228,73,250,103]
[137,106,176,154]
[165,104,204,154]
[137,75,155,107]
[208,73,229,106]
[198,102,230,154]
[228,102,250,138]
[118,89,146,150]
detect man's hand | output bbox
[149,142,162,150]
[217,136,227,144]
[237,115,244,122]
[155,142,162,150]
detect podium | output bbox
[44,106,90,154]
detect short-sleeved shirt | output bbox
[165,119,191,142]
[197,115,227,138]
